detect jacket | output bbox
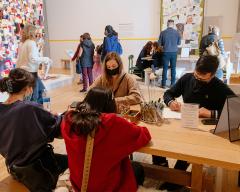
[81,39,95,68]
[61,113,151,192]
[199,33,218,56]
[91,72,143,105]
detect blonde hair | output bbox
[21,24,37,42]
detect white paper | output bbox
[181,103,199,128]
[163,108,181,119]
[181,47,190,58]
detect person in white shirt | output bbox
[17,24,52,103]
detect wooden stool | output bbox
[0,176,29,192]
[61,59,71,69]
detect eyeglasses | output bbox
[193,72,213,83]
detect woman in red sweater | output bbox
[61,87,151,192]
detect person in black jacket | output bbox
[155,55,235,191]
[152,41,163,69]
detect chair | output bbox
[128,55,144,81]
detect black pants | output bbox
[10,146,68,192]
[152,155,189,170]
[131,161,145,186]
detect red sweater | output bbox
[61,113,151,192]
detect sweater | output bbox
[163,73,235,117]
[16,39,50,72]
[158,27,181,53]
[61,113,151,192]
[91,72,143,105]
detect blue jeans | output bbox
[31,73,45,104]
[161,52,177,86]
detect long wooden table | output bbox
[136,118,240,191]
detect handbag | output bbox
[204,41,221,56]
[81,130,95,192]
[76,58,82,74]
[9,144,60,192]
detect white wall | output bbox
[46,0,160,69]
[46,0,239,69]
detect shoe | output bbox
[160,85,167,89]
[80,89,87,92]
[159,182,183,191]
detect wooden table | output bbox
[136,118,240,191]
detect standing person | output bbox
[158,19,181,88]
[80,33,95,92]
[199,25,218,56]
[0,68,68,192]
[16,24,52,103]
[92,45,102,81]
[61,87,151,192]
[72,35,84,84]
[91,52,142,108]
[101,25,122,62]
[211,26,226,80]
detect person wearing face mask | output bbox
[0,68,68,191]
[153,55,235,191]
[91,52,142,108]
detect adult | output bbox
[91,52,142,108]
[155,55,235,191]
[0,68,68,191]
[152,41,163,69]
[16,24,51,103]
[79,33,95,92]
[72,35,84,84]
[101,25,122,62]
[199,25,218,56]
[158,19,181,88]
[135,41,153,77]
[61,87,151,192]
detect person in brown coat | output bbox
[91,52,143,109]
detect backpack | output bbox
[105,36,123,55]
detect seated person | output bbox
[152,41,163,69]
[154,55,235,191]
[0,68,68,191]
[91,52,143,108]
[61,87,151,192]
[134,41,153,76]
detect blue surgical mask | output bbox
[23,93,33,101]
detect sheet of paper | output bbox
[181,103,199,128]
[163,108,181,119]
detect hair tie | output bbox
[5,79,13,93]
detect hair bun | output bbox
[0,78,9,93]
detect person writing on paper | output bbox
[61,87,151,192]
[91,52,142,109]
[155,55,235,191]
[164,55,235,118]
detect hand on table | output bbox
[199,107,211,118]
[169,101,181,112]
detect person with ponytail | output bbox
[61,87,151,192]
[0,68,68,191]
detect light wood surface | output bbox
[138,119,240,170]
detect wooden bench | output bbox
[0,176,29,192]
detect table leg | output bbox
[191,163,203,192]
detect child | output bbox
[92,45,102,81]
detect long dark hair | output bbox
[105,25,118,37]
[144,41,153,55]
[65,87,116,136]
[0,68,35,94]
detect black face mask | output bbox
[106,67,119,76]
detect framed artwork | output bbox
[161,0,205,55]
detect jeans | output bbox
[31,73,45,104]
[161,52,177,86]
[215,68,224,80]
[82,67,93,90]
